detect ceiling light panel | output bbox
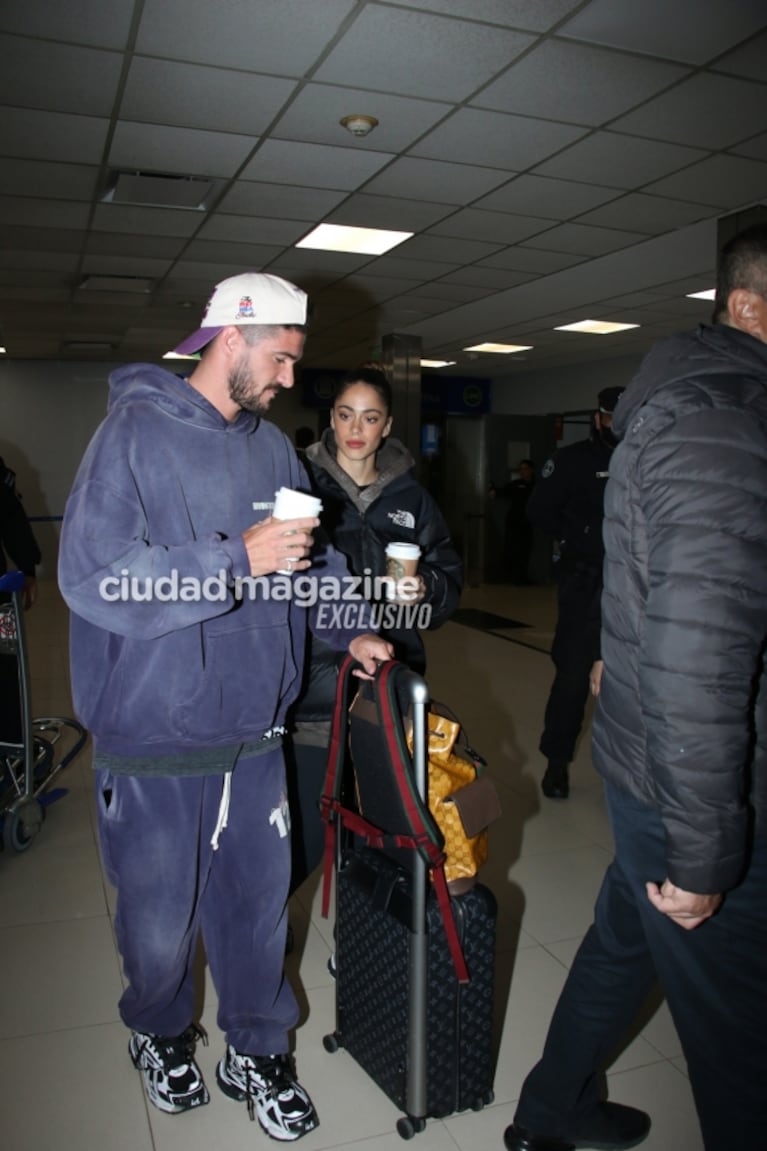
[295,223,412,255]
[554,320,640,334]
[463,342,533,354]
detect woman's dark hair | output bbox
[334,366,393,414]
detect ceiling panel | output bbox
[644,154,767,207]
[474,173,620,218]
[313,6,536,101]
[611,73,767,150]
[574,193,715,234]
[0,0,764,374]
[472,39,689,124]
[120,57,299,135]
[0,0,136,48]
[0,35,123,116]
[343,157,512,204]
[240,139,393,189]
[135,0,357,73]
[558,0,767,65]
[270,85,451,152]
[0,107,108,164]
[411,107,587,169]
[390,0,583,31]
[533,131,708,186]
[108,121,257,178]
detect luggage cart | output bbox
[0,571,86,853]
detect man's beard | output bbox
[228,359,277,415]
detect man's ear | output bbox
[728,289,767,339]
[220,325,243,355]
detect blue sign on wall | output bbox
[421,375,491,414]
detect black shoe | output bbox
[541,761,569,799]
[504,1102,651,1151]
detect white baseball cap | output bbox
[173,272,307,355]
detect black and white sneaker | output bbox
[129,1024,210,1114]
[217,1045,319,1141]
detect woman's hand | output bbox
[589,659,604,697]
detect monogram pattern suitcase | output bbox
[331,847,497,1121]
[322,661,497,1136]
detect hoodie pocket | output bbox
[169,621,295,742]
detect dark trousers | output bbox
[539,563,602,765]
[96,747,298,1055]
[286,739,328,896]
[515,783,767,1151]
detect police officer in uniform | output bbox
[526,387,624,798]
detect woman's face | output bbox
[330,382,393,468]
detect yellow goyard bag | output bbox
[409,705,501,892]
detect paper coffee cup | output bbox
[272,487,323,521]
[385,542,421,601]
[273,488,322,574]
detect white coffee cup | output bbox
[385,542,421,601]
[272,487,322,574]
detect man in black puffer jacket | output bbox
[504,224,767,1151]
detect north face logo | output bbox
[388,509,415,529]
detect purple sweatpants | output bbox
[95,746,297,1054]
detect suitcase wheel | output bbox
[322,1032,340,1053]
[470,1088,495,1110]
[396,1116,426,1140]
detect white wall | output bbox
[490,353,643,417]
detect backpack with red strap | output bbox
[320,655,470,983]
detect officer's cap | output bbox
[598,386,625,414]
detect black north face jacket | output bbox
[304,431,462,672]
[592,323,767,894]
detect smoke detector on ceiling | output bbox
[340,114,379,138]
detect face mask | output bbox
[598,423,619,450]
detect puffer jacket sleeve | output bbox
[414,488,463,629]
[0,482,41,575]
[636,403,767,893]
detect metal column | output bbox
[382,332,422,465]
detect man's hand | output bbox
[348,633,394,678]
[645,879,722,930]
[241,515,319,577]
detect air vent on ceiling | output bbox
[101,169,216,210]
[78,275,154,293]
[62,341,115,353]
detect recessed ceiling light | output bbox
[0,346,6,354]
[164,351,200,361]
[554,320,639,334]
[421,359,456,368]
[295,223,412,256]
[686,288,715,300]
[463,342,533,354]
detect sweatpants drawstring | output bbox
[211,771,233,850]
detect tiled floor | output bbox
[0,582,705,1151]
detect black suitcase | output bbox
[321,659,497,1139]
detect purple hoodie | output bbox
[59,363,369,757]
